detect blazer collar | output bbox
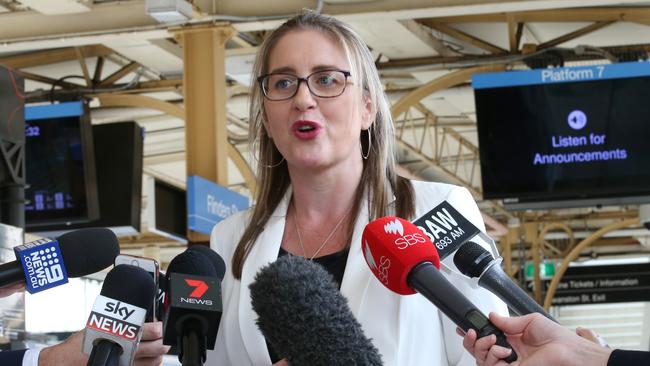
[238,187,291,365]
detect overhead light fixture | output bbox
[145,0,193,23]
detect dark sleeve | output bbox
[607,349,650,366]
[0,349,27,365]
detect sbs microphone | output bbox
[454,241,556,321]
[249,255,383,366]
[362,217,517,363]
[0,228,119,293]
[83,264,156,366]
[163,249,223,366]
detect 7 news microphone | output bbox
[454,242,556,321]
[0,228,119,294]
[82,264,156,366]
[362,217,517,363]
[162,247,225,366]
[249,255,383,366]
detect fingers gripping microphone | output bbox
[249,255,383,366]
[454,242,556,321]
[83,264,156,366]
[163,249,224,366]
[362,217,517,363]
[0,228,119,293]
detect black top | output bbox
[267,247,350,363]
[607,349,650,366]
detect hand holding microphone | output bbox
[82,264,156,366]
[0,228,119,293]
[362,216,517,363]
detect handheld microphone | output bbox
[82,264,156,366]
[187,245,226,278]
[362,217,517,363]
[454,241,556,321]
[163,249,223,366]
[0,228,119,293]
[249,255,383,366]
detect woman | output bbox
[207,11,508,366]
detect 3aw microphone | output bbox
[362,217,517,363]
[412,200,485,262]
[249,255,383,366]
[0,228,119,294]
[83,264,156,366]
[163,248,224,366]
[454,241,556,321]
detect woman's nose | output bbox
[293,81,317,111]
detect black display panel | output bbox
[24,101,99,228]
[30,121,144,237]
[473,62,650,209]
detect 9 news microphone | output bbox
[454,241,556,321]
[0,228,119,294]
[249,255,383,366]
[163,248,224,366]
[362,217,517,363]
[83,264,156,366]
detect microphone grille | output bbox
[101,264,156,309]
[250,255,383,366]
[167,249,218,277]
[187,245,226,278]
[57,228,120,277]
[453,241,494,278]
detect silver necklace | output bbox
[293,202,349,260]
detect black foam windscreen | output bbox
[57,227,120,277]
[167,249,217,277]
[249,255,383,366]
[187,245,226,278]
[101,264,156,310]
[453,241,494,278]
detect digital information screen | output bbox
[25,101,97,226]
[473,62,650,208]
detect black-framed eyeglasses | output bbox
[257,70,351,101]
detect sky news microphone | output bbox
[454,241,556,321]
[0,228,119,294]
[249,255,383,366]
[362,216,517,363]
[82,264,155,366]
[163,249,223,366]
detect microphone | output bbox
[454,241,556,321]
[187,245,226,278]
[0,228,119,293]
[163,249,223,366]
[249,255,383,366]
[412,200,484,262]
[362,217,517,363]
[82,264,156,366]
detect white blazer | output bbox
[207,180,508,366]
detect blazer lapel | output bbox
[238,188,291,365]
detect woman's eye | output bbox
[317,75,336,86]
[274,78,295,90]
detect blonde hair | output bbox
[232,10,414,279]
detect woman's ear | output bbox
[360,94,375,130]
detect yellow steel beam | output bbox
[173,23,235,242]
[543,218,640,310]
[420,21,507,54]
[74,47,92,87]
[0,45,113,69]
[391,64,505,118]
[98,61,140,87]
[538,21,616,49]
